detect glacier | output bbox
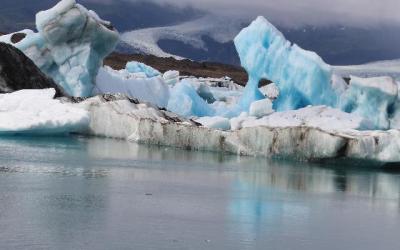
[0,0,119,97]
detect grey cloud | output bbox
[117,0,400,27]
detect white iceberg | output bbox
[163,70,180,85]
[195,116,231,131]
[0,89,89,134]
[94,66,170,108]
[249,99,274,118]
[241,106,366,132]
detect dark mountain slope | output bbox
[0,42,65,96]
[104,52,249,85]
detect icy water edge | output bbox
[0,136,399,250]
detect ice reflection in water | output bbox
[0,136,399,250]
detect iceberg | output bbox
[0,0,119,97]
[234,16,400,130]
[339,76,398,130]
[1,0,400,165]
[241,106,366,131]
[163,70,180,85]
[0,89,89,134]
[249,99,274,118]
[1,86,400,165]
[195,116,231,131]
[125,61,161,78]
[67,93,400,165]
[167,79,215,117]
[94,66,170,108]
[234,16,337,111]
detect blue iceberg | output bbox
[234,16,400,130]
[126,61,161,78]
[234,16,338,111]
[0,0,119,97]
[167,80,215,117]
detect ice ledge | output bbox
[71,95,400,165]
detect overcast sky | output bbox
[106,0,400,27]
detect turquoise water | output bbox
[0,136,400,250]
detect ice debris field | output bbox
[1,0,400,164]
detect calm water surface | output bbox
[0,136,399,250]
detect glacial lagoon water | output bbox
[0,136,400,250]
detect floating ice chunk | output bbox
[94,66,170,108]
[195,84,216,104]
[167,80,215,117]
[234,16,337,111]
[259,83,279,99]
[1,0,119,97]
[249,98,274,118]
[196,116,231,131]
[340,76,398,130]
[0,89,89,134]
[230,113,256,130]
[163,70,180,85]
[126,61,161,78]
